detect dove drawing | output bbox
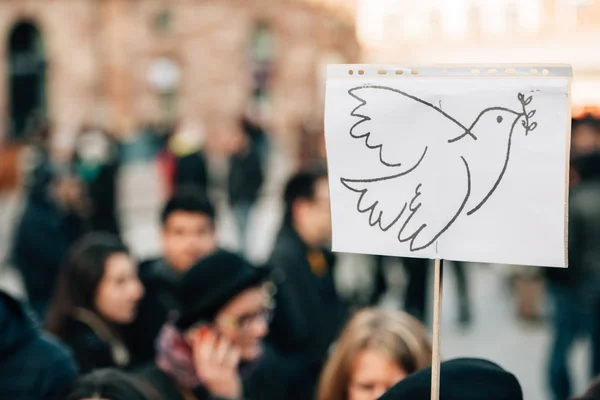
[341,85,538,252]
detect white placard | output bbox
[324,65,572,268]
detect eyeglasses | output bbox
[217,306,273,332]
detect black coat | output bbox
[13,194,86,305]
[60,314,132,374]
[266,223,348,400]
[175,152,209,195]
[85,162,121,236]
[228,149,264,206]
[136,363,226,400]
[547,165,600,289]
[124,258,182,365]
[0,291,78,400]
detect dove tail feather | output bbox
[340,178,407,231]
[340,147,428,234]
[398,156,472,252]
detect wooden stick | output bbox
[431,258,444,400]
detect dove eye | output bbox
[496,115,503,123]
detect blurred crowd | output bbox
[0,112,599,400]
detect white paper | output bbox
[324,65,572,267]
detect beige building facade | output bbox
[359,0,600,114]
[0,0,359,155]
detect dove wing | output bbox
[349,86,469,169]
[341,151,472,252]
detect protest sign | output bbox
[324,65,572,268]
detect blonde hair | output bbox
[317,308,432,400]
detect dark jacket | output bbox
[266,223,348,400]
[228,148,264,206]
[175,152,209,195]
[84,162,121,236]
[60,311,132,374]
[136,344,290,400]
[13,194,86,310]
[137,363,222,400]
[547,155,600,289]
[0,291,78,400]
[125,258,182,364]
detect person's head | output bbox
[318,308,432,400]
[46,233,144,337]
[284,169,331,247]
[378,358,522,400]
[175,250,272,361]
[64,368,159,400]
[161,188,217,272]
[220,121,249,155]
[572,376,600,400]
[572,116,600,157]
[52,173,86,210]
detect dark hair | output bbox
[64,368,159,400]
[572,377,600,400]
[283,169,328,221]
[45,233,129,338]
[161,186,216,226]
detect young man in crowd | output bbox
[127,188,218,364]
[267,169,348,400]
[0,290,78,399]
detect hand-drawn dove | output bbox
[341,86,538,251]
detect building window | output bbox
[8,21,46,139]
[249,22,275,123]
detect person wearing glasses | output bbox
[137,250,289,400]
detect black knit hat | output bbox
[175,250,270,331]
[379,358,522,400]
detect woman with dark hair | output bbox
[64,368,159,400]
[45,233,144,373]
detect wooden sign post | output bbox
[431,259,444,399]
[324,64,572,399]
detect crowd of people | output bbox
[1,113,600,400]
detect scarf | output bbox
[156,322,201,389]
[156,322,264,391]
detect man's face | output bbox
[162,211,217,272]
[572,124,600,157]
[53,176,88,213]
[213,286,271,361]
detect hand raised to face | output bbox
[188,327,242,399]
